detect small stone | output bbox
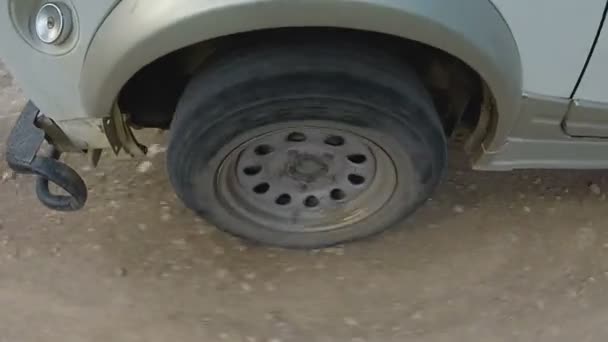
[1,170,16,183]
[548,326,561,336]
[452,205,465,214]
[536,300,545,311]
[323,247,345,256]
[136,161,153,173]
[115,267,128,277]
[523,206,531,213]
[137,223,147,231]
[267,338,282,342]
[467,184,478,191]
[589,182,602,195]
[411,311,423,320]
[213,246,225,255]
[244,272,257,280]
[240,282,252,292]
[216,269,229,279]
[171,239,186,246]
[264,282,277,292]
[577,227,597,250]
[219,333,230,340]
[245,337,258,342]
[533,177,542,185]
[344,317,359,326]
[22,247,36,258]
[160,212,172,222]
[567,288,578,298]
[509,234,520,243]
[147,144,167,157]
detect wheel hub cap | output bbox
[286,152,329,183]
[218,124,397,232]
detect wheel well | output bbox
[118,27,484,137]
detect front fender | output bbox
[81,0,522,151]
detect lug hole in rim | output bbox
[225,125,394,232]
[254,145,274,156]
[304,196,320,208]
[324,135,345,146]
[243,165,262,176]
[347,154,367,164]
[348,174,366,185]
[253,183,270,194]
[330,189,346,201]
[276,194,292,205]
[287,132,306,142]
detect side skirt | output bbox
[475,94,608,170]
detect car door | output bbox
[491,0,607,98]
[565,8,608,137]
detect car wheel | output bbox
[167,42,447,248]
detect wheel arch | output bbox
[81,0,522,151]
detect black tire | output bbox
[167,41,447,248]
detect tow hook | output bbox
[5,101,87,211]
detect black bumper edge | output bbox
[5,101,87,211]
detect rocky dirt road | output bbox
[3,61,608,342]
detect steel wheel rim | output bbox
[216,122,398,233]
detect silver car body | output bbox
[2,0,608,170]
